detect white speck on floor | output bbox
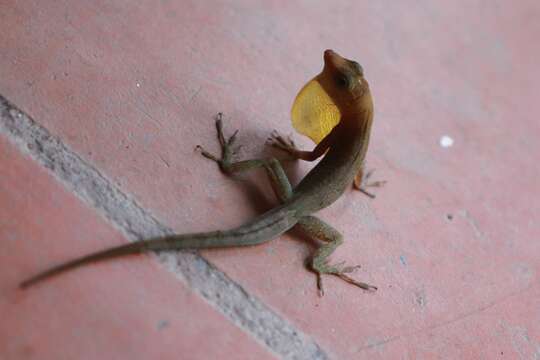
[440,135,454,148]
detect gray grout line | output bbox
[0,94,329,360]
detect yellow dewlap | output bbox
[291,76,341,144]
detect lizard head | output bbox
[319,49,371,114]
[291,49,373,144]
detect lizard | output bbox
[20,49,383,294]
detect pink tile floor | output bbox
[0,135,274,360]
[1,1,539,359]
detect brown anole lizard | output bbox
[20,50,383,294]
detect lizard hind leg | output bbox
[195,112,240,170]
[298,215,377,296]
[196,113,293,203]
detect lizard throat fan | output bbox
[291,74,341,144]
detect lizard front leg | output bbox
[270,131,386,199]
[297,215,377,296]
[353,167,386,199]
[196,113,293,203]
[267,125,337,162]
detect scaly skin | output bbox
[20,50,381,294]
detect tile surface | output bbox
[0,136,274,359]
[1,0,539,358]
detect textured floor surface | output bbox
[1,1,539,359]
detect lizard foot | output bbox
[195,113,241,171]
[353,168,387,199]
[312,260,377,296]
[266,130,299,158]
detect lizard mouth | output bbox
[323,49,341,67]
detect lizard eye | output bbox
[335,74,350,88]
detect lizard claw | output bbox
[362,169,387,188]
[336,273,378,291]
[197,113,240,167]
[215,113,227,147]
[312,258,374,294]
[316,273,325,297]
[195,145,219,162]
[228,129,239,146]
[353,168,386,198]
[267,130,298,156]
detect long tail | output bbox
[19,242,144,289]
[20,206,298,289]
